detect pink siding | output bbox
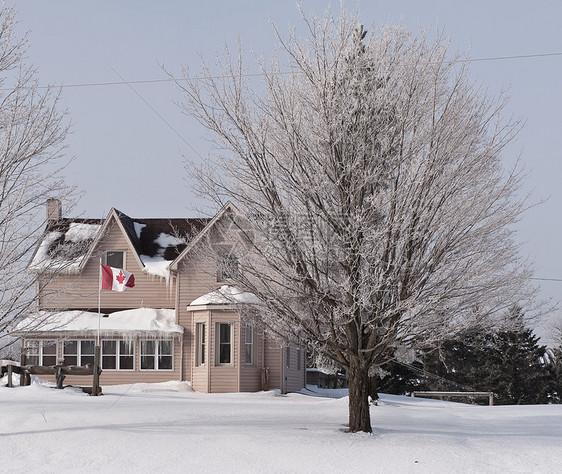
[176,252,225,386]
[209,311,239,393]
[191,311,210,392]
[40,219,175,311]
[238,324,263,392]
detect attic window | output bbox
[106,251,124,269]
[217,254,239,282]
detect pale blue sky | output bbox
[13,1,562,337]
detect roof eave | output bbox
[169,201,240,271]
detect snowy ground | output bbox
[2,377,562,473]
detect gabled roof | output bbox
[29,207,211,277]
[169,201,241,271]
[28,218,104,273]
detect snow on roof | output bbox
[189,285,260,306]
[139,232,188,279]
[64,222,101,242]
[29,221,103,273]
[140,255,172,279]
[155,232,186,248]
[133,221,146,239]
[13,308,183,337]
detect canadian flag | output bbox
[101,264,135,291]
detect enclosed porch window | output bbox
[63,340,95,366]
[140,340,173,370]
[102,340,134,370]
[23,340,57,366]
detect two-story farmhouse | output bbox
[13,200,305,393]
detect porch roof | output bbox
[189,285,260,307]
[13,308,183,338]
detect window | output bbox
[106,250,124,268]
[196,323,206,366]
[286,345,291,369]
[140,340,173,370]
[216,323,232,365]
[24,340,57,366]
[63,340,95,366]
[297,348,301,371]
[102,340,134,370]
[217,254,239,282]
[245,325,254,365]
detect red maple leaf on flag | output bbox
[116,271,126,285]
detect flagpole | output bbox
[92,258,102,396]
[98,257,102,345]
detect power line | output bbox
[530,277,562,282]
[0,50,561,92]
[449,51,562,64]
[106,64,204,160]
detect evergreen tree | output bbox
[375,360,427,395]
[420,319,552,404]
[477,327,548,404]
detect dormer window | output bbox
[106,250,125,269]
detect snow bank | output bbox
[2,382,562,473]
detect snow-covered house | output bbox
[13,200,305,393]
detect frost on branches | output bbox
[176,8,535,432]
[0,5,73,351]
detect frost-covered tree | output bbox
[175,8,534,432]
[0,5,72,351]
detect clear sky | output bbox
[13,1,562,339]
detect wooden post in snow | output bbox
[92,345,101,396]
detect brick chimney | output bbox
[46,198,62,225]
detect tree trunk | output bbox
[347,361,372,433]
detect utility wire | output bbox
[1,50,561,92]
[106,64,204,160]
[392,359,477,392]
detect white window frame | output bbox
[105,250,125,269]
[196,323,206,366]
[140,339,174,371]
[216,322,233,365]
[101,340,135,371]
[244,325,254,365]
[24,339,57,366]
[62,339,95,366]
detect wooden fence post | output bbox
[7,364,12,387]
[92,345,101,396]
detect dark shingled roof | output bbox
[43,218,104,262]
[35,209,211,270]
[117,212,210,260]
